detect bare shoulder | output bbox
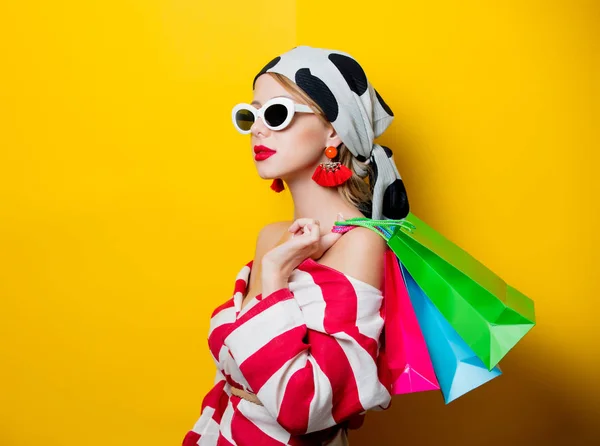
[252,220,293,263]
[256,220,293,250]
[245,221,293,292]
[320,226,388,290]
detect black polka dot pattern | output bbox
[328,54,368,96]
[295,68,339,122]
[375,89,394,117]
[383,179,409,219]
[252,56,281,89]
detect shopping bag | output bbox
[400,262,502,403]
[382,248,439,395]
[334,213,536,370]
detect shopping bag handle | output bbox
[333,216,416,241]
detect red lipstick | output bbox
[254,145,276,161]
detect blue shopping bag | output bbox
[400,262,502,403]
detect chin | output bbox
[255,166,283,180]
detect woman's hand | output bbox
[261,214,345,295]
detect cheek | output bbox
[285,124,325,152]
[280,129,322,165]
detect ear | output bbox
[325,125,343,149]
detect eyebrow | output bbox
[251,95,294,106]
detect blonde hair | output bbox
[268,72,374,210]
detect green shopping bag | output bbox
[335,212,536,370]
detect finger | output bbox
[288,218,320,233]
[289,219,319,234]
[291,228,320,247]
[303,223,321,238]
[305,223,321,238]
[294,224,320,244]
[319,231,343,251]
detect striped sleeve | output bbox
[182,369,230,446]
[223,286,391,435]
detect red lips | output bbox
[254,145,276,161]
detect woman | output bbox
[183,45,410,446]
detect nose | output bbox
[250,115,269,137]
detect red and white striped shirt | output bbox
[183,244,393,446]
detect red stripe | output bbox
[277,360,315,435]
[211,298,235,318]
[344,326,379,360]
[200,379,226,412]
[309,331,363,422]
[216,433,235,446]
[307,266,358,334]
[212,387,230,425]
[230,260,253,295]
[231,402,287,445]
[312,261,380,364]
[182,430,200,446]
[239,325,308,392]
[229,288,294,329]
[233,278,246,295]
[303,265,365,421]
[208,323,233,361]
[221,370,238,391]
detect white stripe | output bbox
[197,417,220,446]
[335,332,391,411]
[347,275,382,295]
[237,295,261,318]
[209,305,236,334]
[191,406,215,435]
[353,283,384,341]
[306,356,336,432]
[356,312,384,345]
[289,269,326,332]
[225,298,304,364]
[218,399,236,444]
[219,346,251,390]
[257,353,339,433]
[237,399,292,444]
[233,264,251,310]
[235,264,251,281]
[232,291,244,313]
[213,368,226,385]
[256,354,307,420]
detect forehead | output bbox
[251,73,300,106]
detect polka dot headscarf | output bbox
[253,45,409,220]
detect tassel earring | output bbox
[312,146,352,187]
[270,178,285,192]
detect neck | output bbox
[284,172,365,234]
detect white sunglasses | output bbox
[231,97,315,134]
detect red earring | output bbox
[312,146,352,187]
[270,178,285,192]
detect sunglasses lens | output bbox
[235,109,255,131]
[264,104,289,128]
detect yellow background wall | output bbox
[0,1,597,445]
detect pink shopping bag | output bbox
[382,248,440,394]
